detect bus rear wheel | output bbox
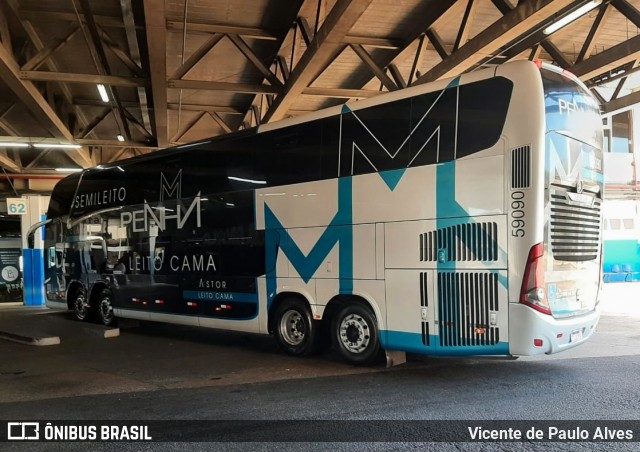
[332,303,380,365]
[97,288,117,327]
[274,298,319,357]
[72,287,90,322]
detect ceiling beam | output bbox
[144,0,168,148]
[21,10,132,29]
[0,151,20,172]
[235,0,305,131]
[227,34,283,87]
[210,112,232,134]
[108,147,129,163]
[387,63,407,89]
[611,0,640,28]
[540,41,571,69]
[76,138,154,148]
[0,44,92,167]
[169,79,281,94]
[572,33,640,80]
[78,0,131,141]
[425,29,449,61]
[123,108,152,140]
[25,149,51,170]
[20,71,146,87]
[263,0,374,123]
[5,0,94,163]
[302,87,379,98]
[167,103,243,114]
[453,0,478,52]
[577,3,611,63]
[120,0,151,133]
[414,0,575,85]
[602,89,640,115]
[343,35,402,49]
[73,98,140,108]
[171,111,206,143]
[296,16,313,47]
[77,107,111,139]
[99,26,144,76]
[0,4,12,58]
[350,44,398,91]
[171,33,224,80]
[166,21,278,40]
[408,34,427,85]
[21,23,79,71]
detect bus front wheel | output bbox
[332,303,381,365]
[72,287,90,322]
[274,298,319,357]
[97,288,117,327]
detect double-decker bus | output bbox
[34,60,603,364]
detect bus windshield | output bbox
[541,66,603,319]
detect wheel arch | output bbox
[65,280,86,310]
[267,291,313,334]
[89,281,111,306]
[323,293,383,331]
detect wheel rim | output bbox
[74,293,88,320]
[339,313,371,354]
[99,295,114,324]
[279,309,306,346]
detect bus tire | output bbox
[273,298,319,357]
[96,288,117,327]
[72,286,91,322]
[332,303,380,365]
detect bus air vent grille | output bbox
[437,271,499,347]
[421,321,430,346]
[420,271,428,307]
[549,189,601,261]
[511,145,531,189]
[419,222,498,262]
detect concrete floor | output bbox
[0,283,639,405]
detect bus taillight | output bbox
[520,243,551,315]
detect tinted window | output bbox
[456,77,513,158]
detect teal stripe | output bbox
[382,330,509,356]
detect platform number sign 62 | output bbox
[7,198,27,215]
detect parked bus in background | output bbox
[33,60,603,364]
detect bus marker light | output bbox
[314,314,321,320]
[557,333,563,339]
[474,327,486,335]
[533,339,543,347]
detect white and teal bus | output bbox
[37,60,603,365]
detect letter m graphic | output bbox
[263,178,353,308]
[160,170,182,201]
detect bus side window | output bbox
[47,247,56,268]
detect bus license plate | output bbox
[570,329,583,343]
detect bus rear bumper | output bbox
[508,303,601,356]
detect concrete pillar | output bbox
[20,195,50,306]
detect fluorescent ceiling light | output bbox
[33,143,82,149]
[55,168,83,173]
[97,84,109,102]
[228,176,267,184]
[117,134,125,142]
[543,0,602,35]
[0,142,29,147]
